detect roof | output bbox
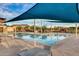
[0,18,6,20]
[12,24,29,26]
[6,3,79,23]
[0,18,6,23]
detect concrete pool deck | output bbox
[0,34,79,56]
[0,35,42,56]
[52,35,79,56]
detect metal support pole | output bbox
[34,19,36,33]
[57,26,59,41]
[41,19,42,35]
[50,25,52,35]
[40,19,43,41]
[34,19,37,47]
[12,27,17,45]
[14,27,16,38]
[75,23,78,38]
[51,25,53,40]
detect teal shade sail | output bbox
[6,3,79,23]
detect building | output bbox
[0,18,5,23]
[0,18,6,32]
[5,26,15,33]
[12,24,30,32]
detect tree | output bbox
[30,25,34,30]
[68,27,75,33]
[24,25,30,31]
[42,26,47,32]
[16,26,22,32]
[36,26,41,30]
[53,26,59,32]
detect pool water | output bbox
[16,34,65,46]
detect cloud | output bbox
[0,3,36,21]
[0,7,19,20]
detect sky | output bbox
[6,19,78,27]
[0,3,78,27]
[0,3,36,20]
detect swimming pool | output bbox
[16,33,65,46]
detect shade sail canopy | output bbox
[6,3,79,23]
